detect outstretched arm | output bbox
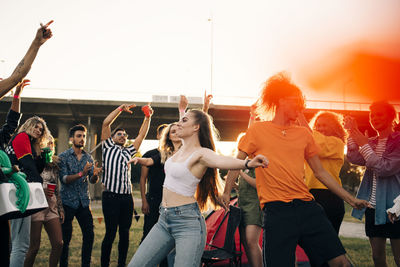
[101,104,136,141]
[196,148,267,170]
[307,155,371,210]
[0,21,53,99]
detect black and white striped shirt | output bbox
[102,137,137,194]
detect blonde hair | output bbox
[18,116,51,148]
[309,111,347,142]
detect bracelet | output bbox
[244,159,251,169]
[118,107,123,112]
[179,108,186,113]
[13,94,20,99]
[78,171,83,177]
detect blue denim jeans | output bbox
[128,202,206,267]
[10,216,31,267]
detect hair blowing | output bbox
[256,72,305,121]
[189,109,222,211]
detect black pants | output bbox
[141,194,161,242]
[140,194,168,267]
[0,219,10,266]
[101,191,133,267]
[310,189,345,234]
[61,204,94,267]
[263,200,346,267]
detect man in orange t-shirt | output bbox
[222,72,370,267]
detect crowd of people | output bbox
[0,21,399,267]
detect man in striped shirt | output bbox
[100,103,153,267]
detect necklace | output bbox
[282,130,286,136]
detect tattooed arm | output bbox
[0,21,53,99]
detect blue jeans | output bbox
[10,216,31,267]
[128,202,206,267]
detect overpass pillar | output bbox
[56,122,69,155]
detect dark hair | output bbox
[369,101,399,127]
[257,72,304,120]
[188,109,221,211]
[157,124,168,136]
[69,124,87,138]
[112,128,126,137]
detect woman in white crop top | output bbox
[128,109,268,267]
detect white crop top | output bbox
[163,153,201,197]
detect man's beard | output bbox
[74,142,84,148]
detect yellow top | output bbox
[305,131,344,189]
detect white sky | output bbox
[1,0,399,106]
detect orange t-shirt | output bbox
[238,121,320,208]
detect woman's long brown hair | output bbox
[189,109,222,211]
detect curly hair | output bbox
[17,116,51,148]
[309,111,347,142]
[256,72,305,121]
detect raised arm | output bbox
[101,104,136,141]
[133,106,153,151]
[0,21,53,99]
[202,91,213,114]
[179,95,188,119]
[306,154,370,209]
[10,79,29,113]
[297,111,312,132]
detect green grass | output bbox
[35,203,143,266]
[342,237,397,267]
[344,202,365,223]
[33,198,395,266]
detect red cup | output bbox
[141,105,151,117]
[47,183,56,196]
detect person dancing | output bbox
[222,72,370,267]
[128,109,268,267]
[298,111,347,234]
[346,101,400,267]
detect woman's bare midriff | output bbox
[161,187,196,207]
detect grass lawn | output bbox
[33,196,396,266]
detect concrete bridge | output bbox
[0,96,375,198]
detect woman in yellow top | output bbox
[299,111,347,234]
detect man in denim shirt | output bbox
[59,124,101,267]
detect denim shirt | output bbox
[59,148,94,209]
[347,131,400,225]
